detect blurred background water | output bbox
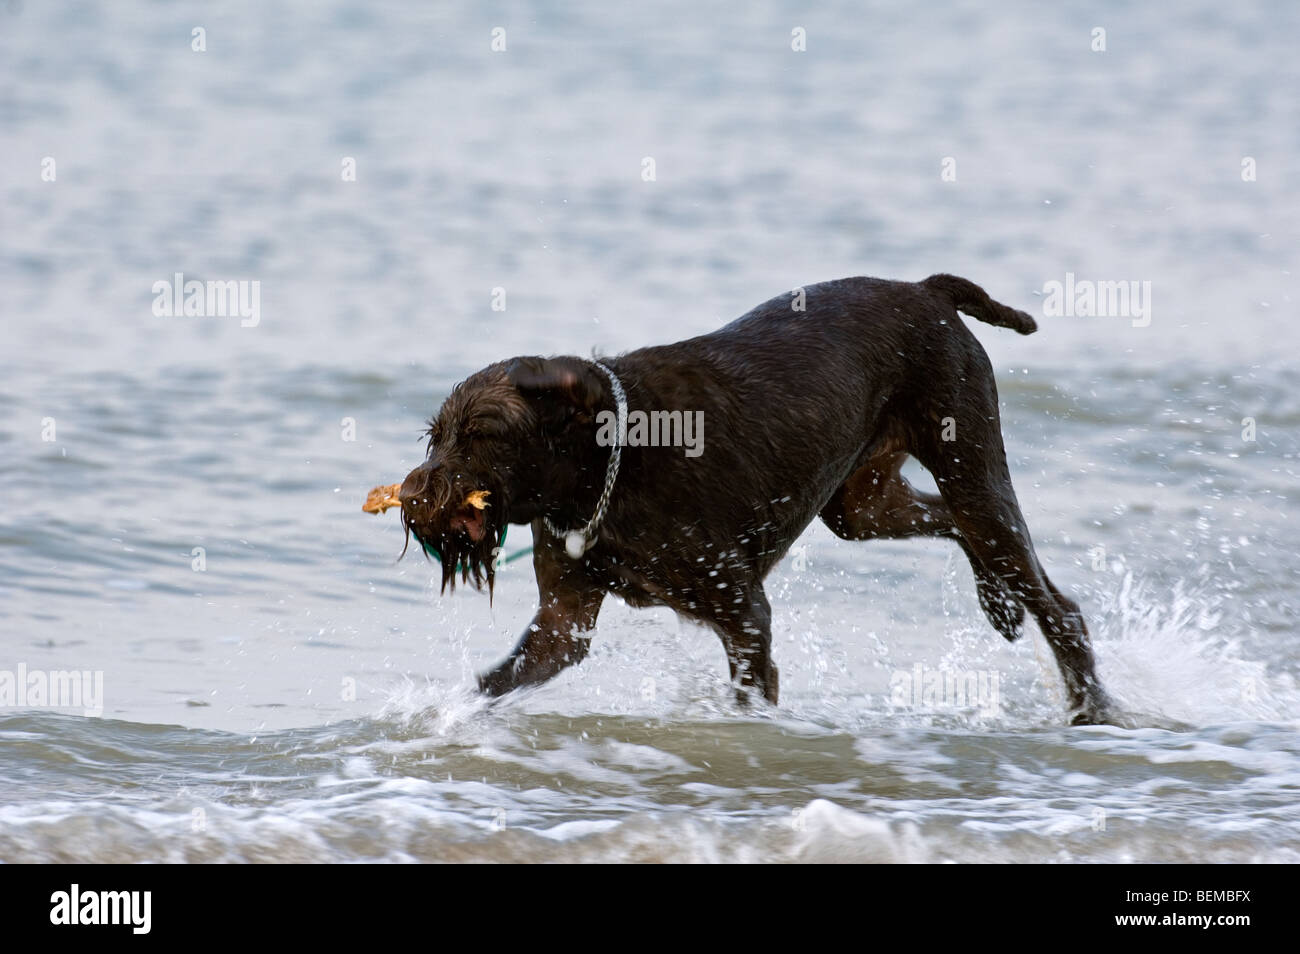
[0,0,1296,862]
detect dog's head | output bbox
[398,356,609,594]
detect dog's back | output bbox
[602,274,1037,575]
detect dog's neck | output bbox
[514,361,627,557]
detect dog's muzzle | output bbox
[398,460,449,521]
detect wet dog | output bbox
[395,274,1116,725]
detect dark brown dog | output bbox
[396,274,1116,725]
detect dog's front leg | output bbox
[710,587,779,706]
[477,584,604,697]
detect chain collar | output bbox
[542,361,627,559]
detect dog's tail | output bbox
[922,273,1037,335]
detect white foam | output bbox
[1092,572,1300,726]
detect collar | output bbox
[543,360,627,559]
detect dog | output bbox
[395,274,1116,725]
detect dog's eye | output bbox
[462,422,503,441]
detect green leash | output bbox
[420,524,533,571]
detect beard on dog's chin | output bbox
[400,488,503,597]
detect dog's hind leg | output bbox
[819,446,1025,642]
[909,367,1115,725]
[820,448,951,540]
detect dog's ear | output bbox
[505,357,606,415]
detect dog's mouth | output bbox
[400,488,502,596]
[448,491,490,542]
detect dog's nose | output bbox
[399,460,439,515]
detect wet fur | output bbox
[395,275,1116,725]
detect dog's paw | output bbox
[976,580,1025,642]
[1068,698,1130,728]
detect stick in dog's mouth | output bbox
[364,483,497,592]
[361,483,402,514]
[362,485,490,517]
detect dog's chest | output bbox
[584,538,781,618]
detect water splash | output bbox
[1092,572,1298,726]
